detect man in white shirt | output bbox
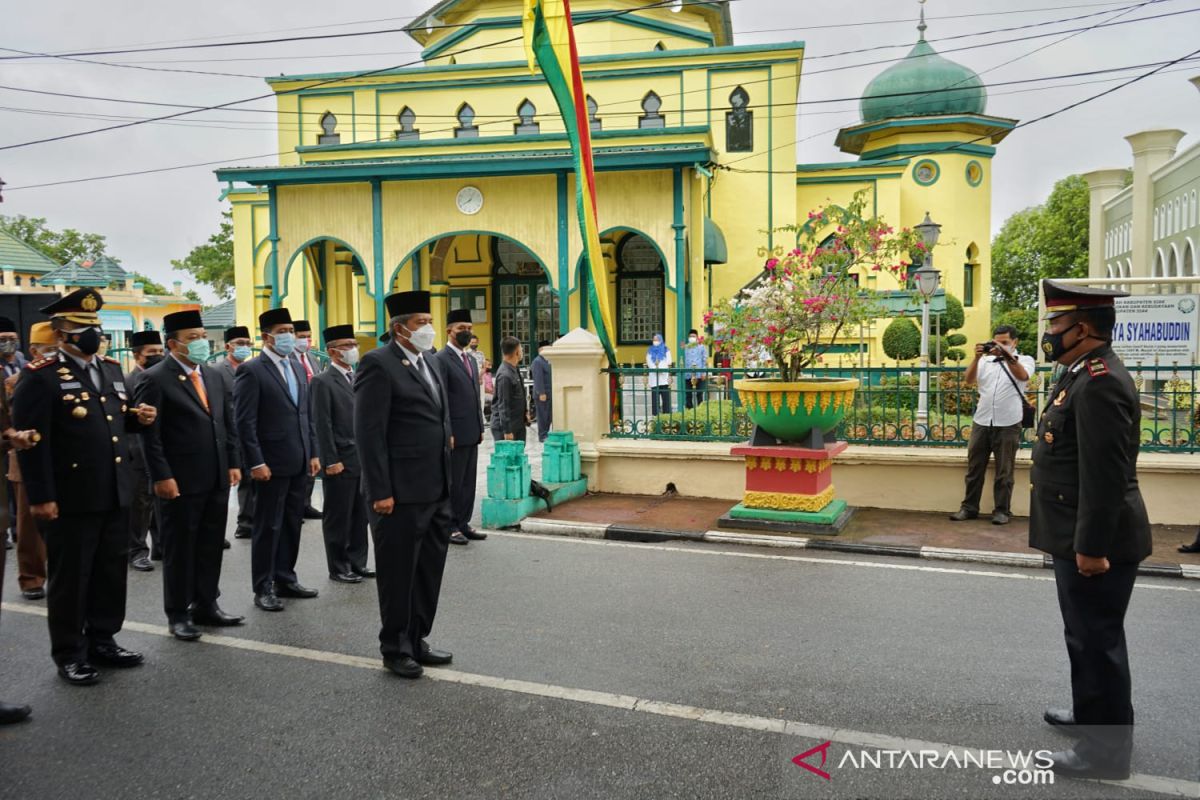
[950,324,1036,525]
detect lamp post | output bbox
[913,212,942,426]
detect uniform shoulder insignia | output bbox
[26,357,54,370]
[102,355,121,364]
[1086,358,1109,377]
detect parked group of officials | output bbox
[0,287,529,726]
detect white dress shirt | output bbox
[973,352,1037,427]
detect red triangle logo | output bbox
[792,741,833,781]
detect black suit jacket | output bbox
[126,365,150,474]
[434,345,484,445]
[311,364,359,475]
[134,355,240,496]
[13,352,144,512]
[491,361,527,437]
[1029,345,1151,563]
[353,343,451,506]
[233,351,317,477]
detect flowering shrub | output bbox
[704,191,924,382]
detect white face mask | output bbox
[340,347,360,366]
[295,337,311,353]
[689,336,698,344]
[406,323,436,352]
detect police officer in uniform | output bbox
[12,289,158,685]
[1030,279,1151,780]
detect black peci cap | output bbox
[258,307,292,330]
[447,308,472,326]
[163,310,204,333]
[384,291,430,318]
[224,325,250,343]
[323,324,355,345]
[130,330,162,348]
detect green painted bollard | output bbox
[487,439,531,500]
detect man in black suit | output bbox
[233,308,320,612]
[434,309,486,547]
[354,291,453,679]
[311,324,372,583]
[1031,280,1152,781]
[491,337,528,443]
[294,320,323,521]
[215,325,256,540]
[127,330,164,571]
[135,310,244,641]
[13,289,157,685]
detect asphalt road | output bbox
[2,510,1197,800]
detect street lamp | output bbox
[913,212,942,425]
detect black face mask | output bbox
[454,330,474,348]
[1040,323,1079,363]
[143,354,165,369]
[68,327,102,356]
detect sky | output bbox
[2,0,1199,304]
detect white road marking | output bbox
[487,530,1200,593]
[3,601,1195,798]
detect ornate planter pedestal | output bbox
[718,442,853,534]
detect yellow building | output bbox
[217,0,1012,363]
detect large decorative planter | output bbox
[734,377,859,443]
[723,377,860,536]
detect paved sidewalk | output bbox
[526,492,1200,577]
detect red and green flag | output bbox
[523,0,617,363]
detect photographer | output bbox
[950,325,1036,525]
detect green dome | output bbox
[860,37,987,123]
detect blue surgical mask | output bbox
[272,332,296,356]
[186,339,211,363]
[232,345,252,362]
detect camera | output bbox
[980,341,997,353]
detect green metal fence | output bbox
[604,363,1200,454]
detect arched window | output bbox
[395,106,419,141]
[317,111,340,145]
[639,91,665,129]
[1192,190,1198,227]
[586,95,601,133]
[963,242,979,307]
[725,86,753,153]
[616,233,665,345]
[1176,198,1182,233]
[455,103,479,138]
[1154,209,1160,240]
[654,41,666,51]
[514,98,539,135]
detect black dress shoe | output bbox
[223,538,231,550]
[303,507,323,520]
[276,582,318,598]
[169,621,202,641]
[130,557,154,572]
[234,528,252,539]
[89,644,144,668]
[416,640,453,666]
[57,662,99,686]
[21,587,45,600]
[254,593,283,612]
[382,656,423,679]
[1178,540,1200,553]
[449,531,469,546]
[0,701,32,724]
[949,509,978,521]
[1043,707,1075,727]
[991,511,1011,525]
[191,605,245,626]
[1048,748,1130,780]
[330,572,363,584]
[462,528,488,541]
[352,566,376,578]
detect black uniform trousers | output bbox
[321,471,368,576]
[159,487,230,623]
[235,478,256,536]
[250,472,306,594]
[449,445,479,535]
[42,509,129,665]
[128,472,159,561]
[370,498,452,660]
[1052,557,1138,763]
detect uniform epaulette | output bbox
[102,355,121,364]
[1086,357,1109,377]
[26,357,55,370]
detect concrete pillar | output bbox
[541,327,607,488]
[1081,169,1130,279]
[1125,129,1185,278]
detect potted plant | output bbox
[705,190,924,444]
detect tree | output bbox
[172,211,234,299]
[882,317,921,361]
[0,214,113,265]
[990,174,1092,311]
[128,272,169,295]
[933,293,967,363]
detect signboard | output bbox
[1111,294,1199,364]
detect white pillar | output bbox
[540,328,608,488]
[1081,168,1132,280]
[1125,130,1185,278]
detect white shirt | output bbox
[646,349,673,387]
[394,341,438,394]
[261,345,297,387]
[973,352,1037,427]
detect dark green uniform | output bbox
[1029,343,1150,768]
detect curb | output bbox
[518,519,1196,580]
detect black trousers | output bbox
[250,472,306,594]
[685,378,707,409]
[449,445,479,534]
[321,471,368,576]
[305,474,318,511]
[128,471,159,561]
[159,486,230,623]
[961,422,1022,515]
[1052,557,1138,763]
[535,399,551,442]
[370,498,452,660]
[42,508,130,666]
[235,478,256,536]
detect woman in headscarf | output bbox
[645,333,672,416]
